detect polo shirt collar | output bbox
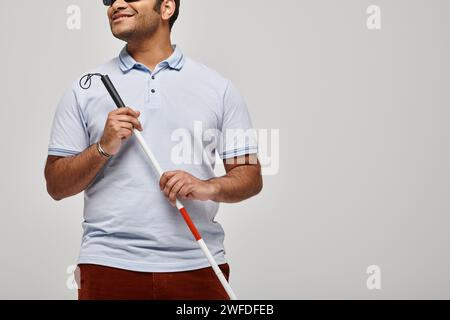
[118,44,185,73]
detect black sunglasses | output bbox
[103,0,139,6]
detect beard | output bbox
[110,15,160,42]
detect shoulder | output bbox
[182,57,231,92]
[81,57,120,78]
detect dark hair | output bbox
[154,0,180,30]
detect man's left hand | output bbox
[159,170,218,207]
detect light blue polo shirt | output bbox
[48,45,258,272]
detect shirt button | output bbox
[151,89,156,93]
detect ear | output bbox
[161,0,176,21]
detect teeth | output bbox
[115,15,132,20]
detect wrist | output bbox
[96,141,112,158]
[206,178,221,202]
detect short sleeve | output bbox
[48,83,90,157]
[217,81,258,159]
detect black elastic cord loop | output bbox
[79,73,103,90]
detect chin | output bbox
[111,28,135,41]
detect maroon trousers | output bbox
[77,263,231,300]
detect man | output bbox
[45,0,262,300]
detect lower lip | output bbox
[113,16,134,23]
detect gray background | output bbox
[0,0,449,299]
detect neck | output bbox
[126,29,173,71]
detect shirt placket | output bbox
[146,65,167,109]
[135,63,162,109]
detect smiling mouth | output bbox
[113,15,135,23]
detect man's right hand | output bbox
[99,107,143,156]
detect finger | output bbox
[113,115,143,131]
[114,121,133,130]
[112,107,140,118]
[118,128,133,139]
[159,171,179,190]
[168,180,185,205]
[164,171,179,177]
[178,184,193,199]
[163,174,183,197]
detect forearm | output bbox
[45,143,110,200]
[208,165,263,203]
